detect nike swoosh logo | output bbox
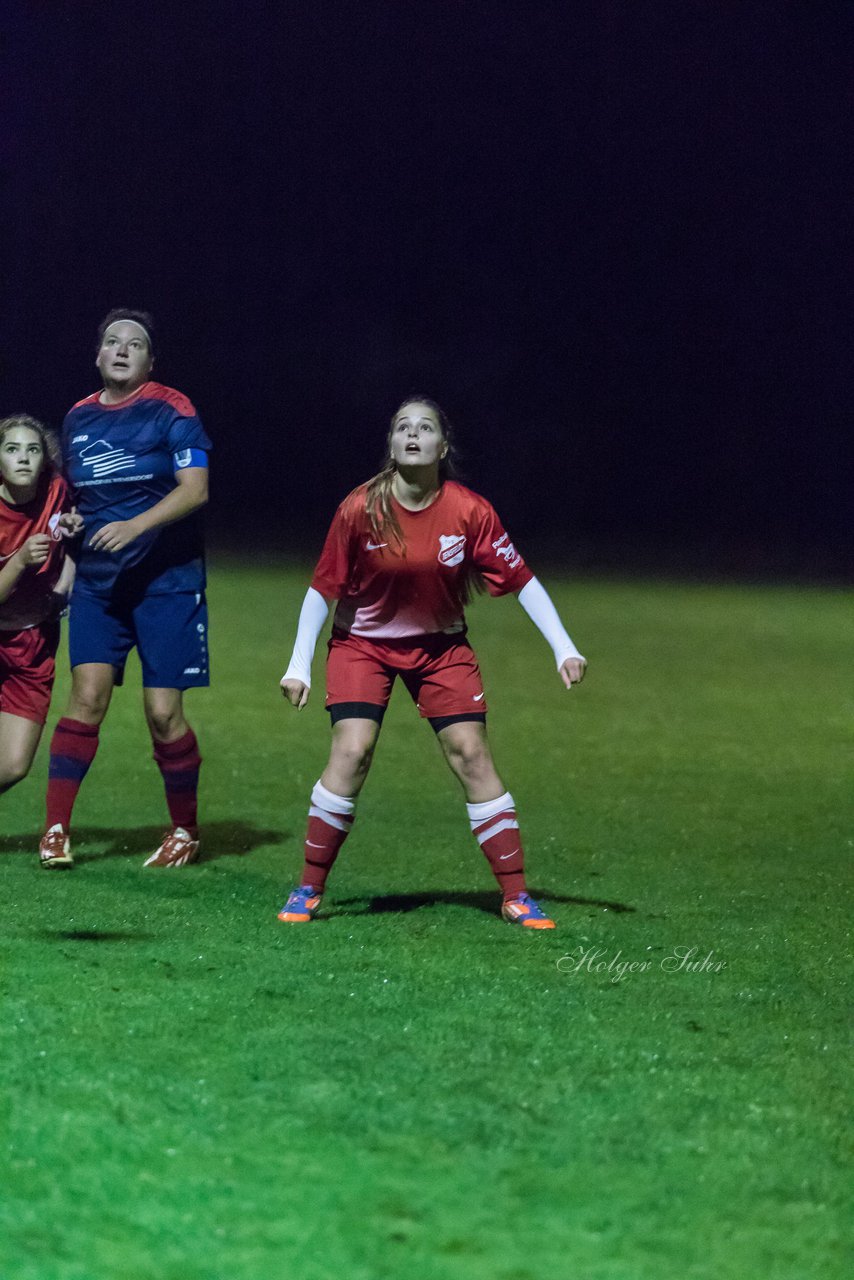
[473,693,485,701]
[500,849,521,860]
[306,841,328,849]
[366,541,388,550]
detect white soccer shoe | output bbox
[143,827,200,868]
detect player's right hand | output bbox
[18,534,52,567]
[280,678,310,710]
[59,510,85,538]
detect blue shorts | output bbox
[68,589,210,689]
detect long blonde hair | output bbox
[365,397,459,551]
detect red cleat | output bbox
[143,827,200,868]
[39,824,74,869]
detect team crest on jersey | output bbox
[48,513,63,541]
[438,534,466,566]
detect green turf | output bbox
[1,563,850,1279]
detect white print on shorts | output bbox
[438,534,466,566]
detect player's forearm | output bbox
[128,469,209,537]
[0,553,27,604]
[54,554,76,598]
[282,587,333,686]
[516,577,585,668]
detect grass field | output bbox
[1,561,850,1280]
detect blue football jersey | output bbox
[62,382,211,595]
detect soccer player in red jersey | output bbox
[37,310,211,870]
[0,416,79,811]
[278,397,587,929]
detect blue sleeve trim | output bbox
[173,448,208,472]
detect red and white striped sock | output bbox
[467,791,528,900]
[298,780,356,892]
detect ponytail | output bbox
[365,460,406,552]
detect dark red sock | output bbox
[468,792,529,899]
[152,729,201,838]
[299,780,355,891]
[46,718,100,830]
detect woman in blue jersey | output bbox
[38,310,211,870]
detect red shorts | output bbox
[325,630,488,719]
[0,621,60,725]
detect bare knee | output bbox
[323,722,380,794]
[0,756,31,792]
[0,716,43,791]
[332,737,376,781]
[143,691,187,743]
[444,738,491,782]
[146,707,186,742]
[438,725,504,798]
[68,668,113,725]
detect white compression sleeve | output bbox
[516,577,585,669]
[281,587,332,687]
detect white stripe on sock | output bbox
[466,791,514,825]
[474,817,520,845]
[311,780,356,816]
[308,805,351,833]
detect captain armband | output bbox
[172,448,209,472]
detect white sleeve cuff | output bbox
[281,587,332,688]
[517,577,585,669]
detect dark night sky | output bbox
[2,1,851,572]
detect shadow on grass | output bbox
[0,820,285,864]
[46,929,158,943]
[335,890,636,918]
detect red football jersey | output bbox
[312,480,533,638]
[0,474,71,630]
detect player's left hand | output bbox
[559,656,587,689]
[89,519,141,553]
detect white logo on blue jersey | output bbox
[80,439,137,479]
[173,449,192,468]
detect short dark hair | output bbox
[96,308,156,356]
[0,413,61,475]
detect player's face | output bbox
[389,403,448,469]
[96,321,153,393]
[0,428,45,492]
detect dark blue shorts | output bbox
[68,589,210,689]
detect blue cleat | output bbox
[501,893,555,929]
[277,885,323,923]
